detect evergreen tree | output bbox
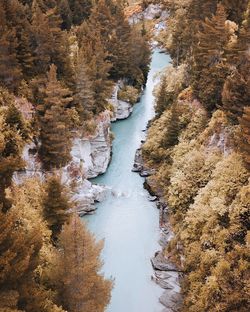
[56,214,112,312]
[155,77,171,117]
[191,3,229,111]
[222,11,250,119]
[31,2,52,75]
[161,105,179,149]
[38,65,73,170]
[129,27,151,86]
[78,23,113,114]
[0,112,25,211]
[74,48,94,121]
[57,0,72,30]
[4,104,29,140]
[69,0,93,25]
[43,175,71,241]
[239,107,250,167]
[16,28,34,79]
[0,206,42,311]
[0,3,22,92]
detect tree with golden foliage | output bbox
[239,107,250,167]
[38,64,73,170]
[56,214,113,312]
[192,3,229,111]
[0,205,42,311]
[43,175,71,242]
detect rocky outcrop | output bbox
[72,179,109,216]
[110,82,133,121]
[71,111,112,179]
[14,111,113,215]
[128,4,168,25]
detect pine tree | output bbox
[0,112,25,211]
[191,3,229,111]
[16,28,34,79]
[0,3,22,92]
[4,104,29,140]
[222,11,250,119]
[129,27,151,86]
[161,105,179,149]
[0,206,42,310]
[57,0,72,30]
[74,48,94,121]
[78,23,113,114]
[155,77,171,117]
[239,107,250,167]
[56,214,112,312]
[38,65,73,170]
[69,0,93,25]
[31,2,52,75]
[43,175,71,241]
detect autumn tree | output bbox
[222,11,250,119]
[78,23,113,114]
[155,77,170,117]
[191,3,229,111]
[239,107,250,167]
[0,110,25,211]
[74,48,94,121]
[43,175,71,241]
[161,104,179,149]
[38,65,73,170]
[0,205,42,311]
[0,3,22,92]
[56,214,113,312]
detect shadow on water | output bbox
[84,50,171,312]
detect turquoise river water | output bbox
[85,50,170,312]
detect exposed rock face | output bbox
[110,82,133,121]
[72,179,109,216]
[71,111,112,179]
[128,4,168,25]
[14,111,113,214]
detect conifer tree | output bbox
[239,107,250,167]
[5,104,29,140]
[57,0,72,30]
[191,3,229,111]
[69,0,93,25]
[56,214,112,312]
[31,2,52,75]
[74,48,94,121]
[155,77,171,117]
[222,11,250,119]
[0,113,25,211]
[0,3,22,92]
[43,175,71,241]
[38,65,73,170]
[0,206,42,310]
[161,105,179,149]
[16,28,34,79]
[78,23,113,114]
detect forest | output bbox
[1,0,249,311]
[142,0,250,311]
[0,0,151,311]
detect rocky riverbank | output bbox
[14,88,137,216]
[133,147,183,311]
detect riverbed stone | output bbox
[159,290,183,311]
[151,252,180,272]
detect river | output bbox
[85,49,170,312]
